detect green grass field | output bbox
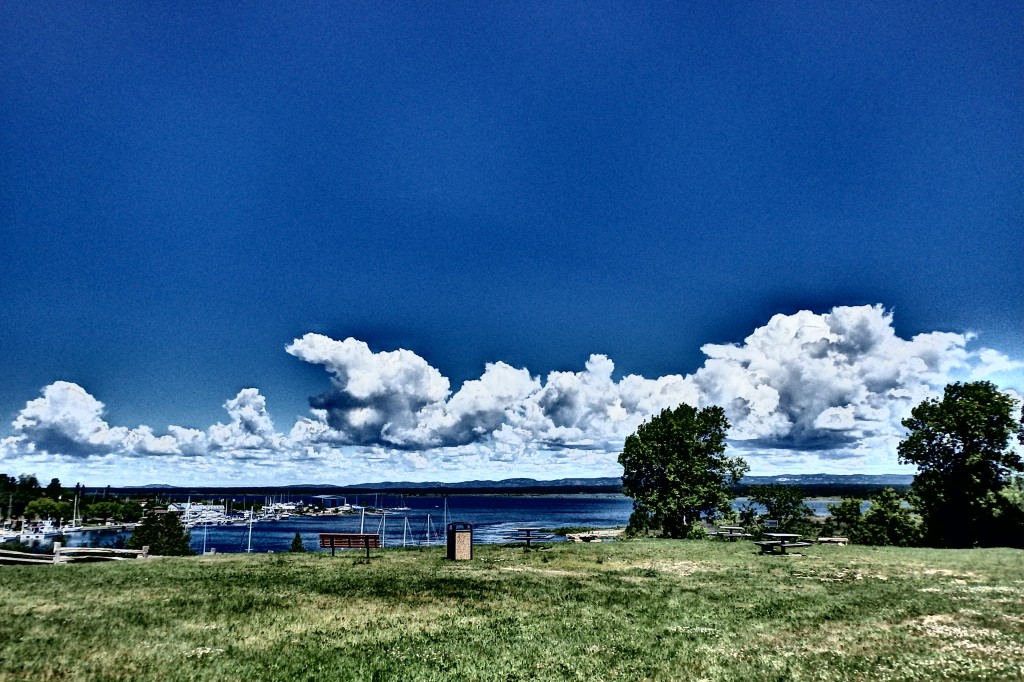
[1,540,1022,681]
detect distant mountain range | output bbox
[741,473,914,486]
[124,473,913,495]
[333,477,626,490]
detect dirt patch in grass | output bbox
[907,613,1024,659]
[911,567,988,582]
[649,560,711,577]
[499,566,589,578]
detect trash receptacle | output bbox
[446,522,473,560]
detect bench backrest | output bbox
[319,533,381,549]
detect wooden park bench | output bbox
[319,533,380,559]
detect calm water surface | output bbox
[53,494,850,554]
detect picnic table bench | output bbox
[319,533,380,558]
[755,533,811,555]
[754,540,812,555]
[504,527,554,549]
[714,526,752,541]
[815,537,849,545]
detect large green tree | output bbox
[898,381,1023,548]
[126,513,194,556]
[619,404,747,538]
[746,484,813,533]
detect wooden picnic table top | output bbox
[763,533,801,540]
[515,527,544,532]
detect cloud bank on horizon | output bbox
[2,305,1021,485]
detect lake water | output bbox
[48,494,853,554]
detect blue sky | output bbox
[2,3,1021,486]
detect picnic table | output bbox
[715,525,752,541]
[754,533,811,555]
[504,527,554,549]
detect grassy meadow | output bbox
[1,540,1022,681]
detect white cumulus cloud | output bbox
[2,304,1020,485]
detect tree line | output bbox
[620,381,1024,548]
[0,475,144,525]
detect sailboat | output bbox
[388,495,411,513]
[60,493,83,534]
[1,495,17,542]
[375,513,387,548]
[245,505,254,553]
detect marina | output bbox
[2,495,857,555]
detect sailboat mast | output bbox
[246,505,254,553]
[381,512,386,548]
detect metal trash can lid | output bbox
[447,522,472,531]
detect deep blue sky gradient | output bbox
[2,2,1022,433]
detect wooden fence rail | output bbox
[0,543,150,565]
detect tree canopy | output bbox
[746,484,814,533]
[619,403,747,538]
[44,478,64,500]
[23,497,72,523]
[898,381,1023,548]
[127,513,194,556]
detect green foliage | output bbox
[44,477,63,500]
[855,488,920,547]
[119,501,144,522]
[746,484,814,533]
[126,513,194,556]
[685,523,709,540]
[826,490,924,547]
[736,501,759,527]
[898,381,1023,547]
[85,501,121,522]
[23,497,72,522]
[0,474,43,518]
[999,475,1024,514]
[289,532,306,553]
[995,475,1024,548]
[619,404,746,538]
[85,500,141,523]
[824,497,864,537]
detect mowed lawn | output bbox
[1,540,1022,681]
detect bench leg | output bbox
[331,544,336,557]
[365,538,370,561]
